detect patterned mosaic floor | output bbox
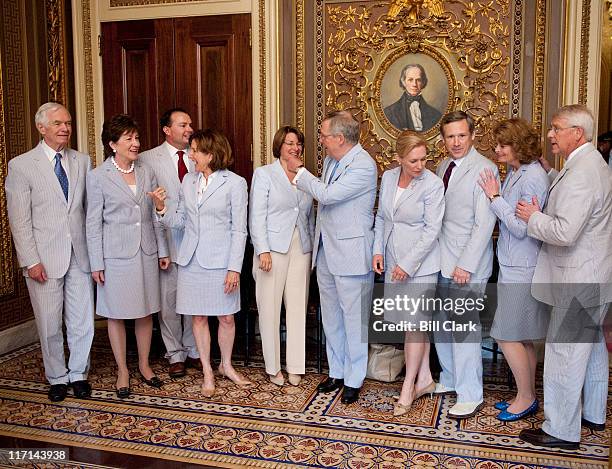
[0,343,609,468]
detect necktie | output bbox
[177,150,188,182]
[442,161,456,193]
[326,160,340,184]
[54,153,69,201]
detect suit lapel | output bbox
[502,165,525,195]
[160,148,181,192]
[33,144,67,204]
[133,162,146,203]
[393,173,421,214]
[446,154,475,191]
[271,159,298,202]
[65,149,79,209]
[386,169,400,217]
[331,151,356,184]
[199,170,227,206]
[102,158,137,200]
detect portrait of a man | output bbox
[383,64,443,132]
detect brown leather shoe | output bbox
[168,361,186,378]
[185,357,202,370]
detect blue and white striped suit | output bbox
[5,142,94,385]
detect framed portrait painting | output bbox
[374,46,456,138]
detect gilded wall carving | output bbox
[578,0,590,105]
[298,0,548,175]
[46,0,67,105]
[0,0,28,297]
[80,0,97,164]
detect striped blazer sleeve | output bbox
[85,170,105,271]
[227,177,248,273]
[5,162,40,268]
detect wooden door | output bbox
[101,15,252,181]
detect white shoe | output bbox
[448,401,484,419]
[287,373,302,386]
[433,382,455,395]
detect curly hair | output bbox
[493,118,541,164]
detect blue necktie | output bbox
[54,153,69,201]
[326,160,339,184]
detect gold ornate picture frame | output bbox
[374,46,456,139]
[297,0,552,174]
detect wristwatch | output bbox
[488,193,500,202]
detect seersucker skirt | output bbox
[383,248,438,325]
[96,249,160,319]
[176,254,240,316]
[490,264,549,341]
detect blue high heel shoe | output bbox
[496,399,539,422]
[494,400,510,411]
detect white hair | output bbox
[553,104,594,141]
[34,102,68,127]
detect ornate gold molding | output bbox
[510,0,523,118]
[258,0,267,166]
[295,0,305,131]
[46,0,67,105]
[532,0,547,134]
[0,49,12,296]
[81,0,97,165]
[109,0,231,5]
[578,0,590,105]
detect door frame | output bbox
[71,0,279,171]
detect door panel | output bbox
[175,14,252,181]
[101,15,252,181]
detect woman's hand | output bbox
[391,265,408,282]
[147,187,167,211]
[159,257,170,270]
[372,254,384,274]
[224,270,240,294]
[258,252,272,272]
[477,168,500,198]
[92,270,105,285]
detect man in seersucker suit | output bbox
[5,102,94,402]
[433,110,498,419]
[517,104,612,449]
[286,110,378,405]
[139,108,199,378]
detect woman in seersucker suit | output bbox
[373,130,445,417]
[149,129,251,397]
[87,114,170,398]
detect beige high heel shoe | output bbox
[414,381,436,400]
[218,364,253,387]
[269,371,285,386]
[287,373,302,386]
[393,400,412,417]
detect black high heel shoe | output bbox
[139,373,163,388]
[115,387,130,398]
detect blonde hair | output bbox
[396,130,427,158]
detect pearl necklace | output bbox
[111,156,134,174]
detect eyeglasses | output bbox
[548,125,578,134]
[319,132,337,139]
[283,141,303,147]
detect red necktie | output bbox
[442,161,456,193]
[177,150,188,183]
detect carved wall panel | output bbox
[297,0,548,175]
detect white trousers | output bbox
[253,228,311,375]
[159,263,198,363]
[542,303,609,442]
[25,251,94,384]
